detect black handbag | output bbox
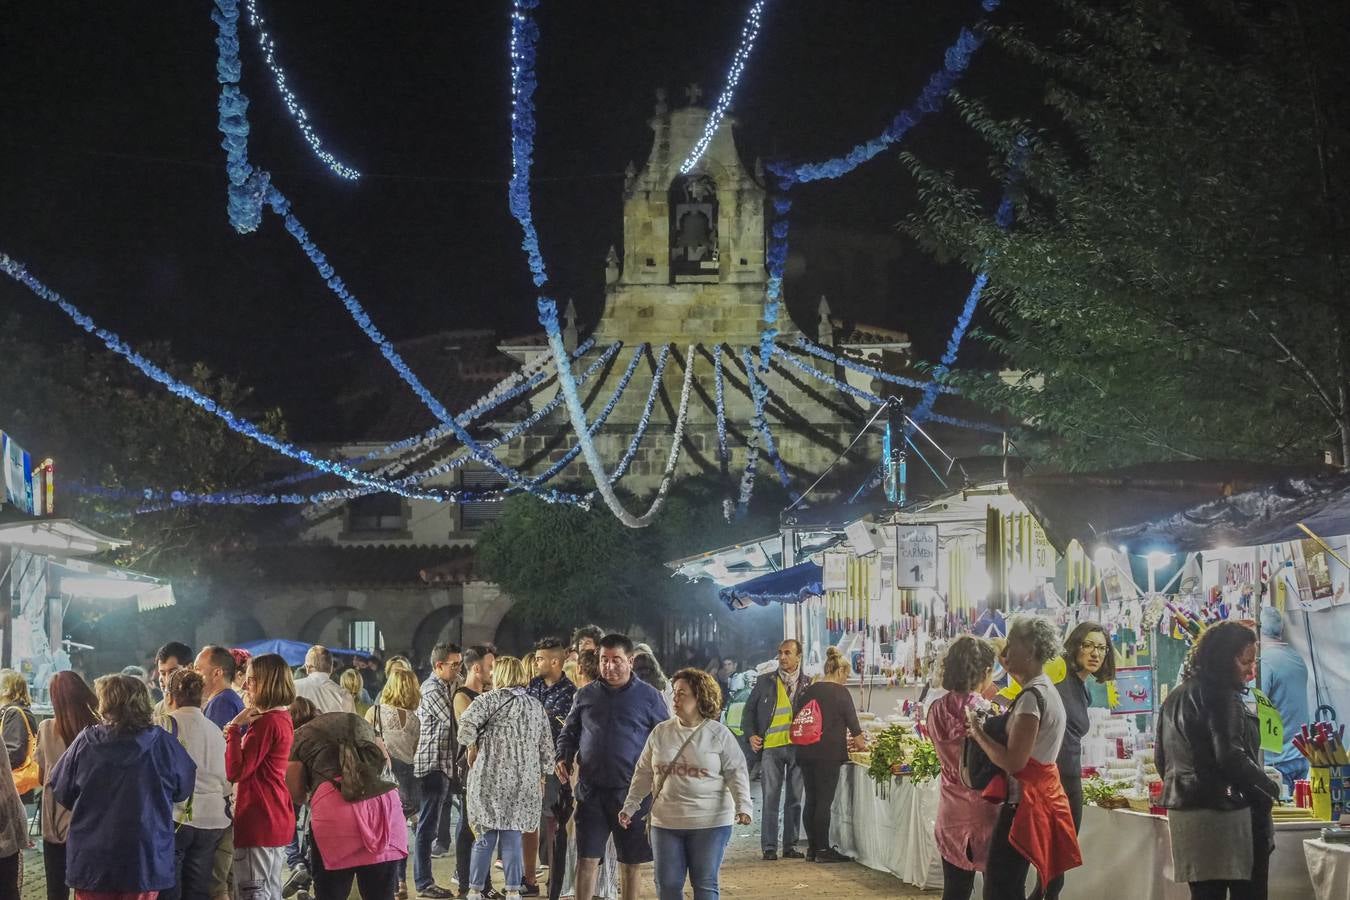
[959,685,1044,790]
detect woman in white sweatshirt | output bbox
[619,668,752,900]
[162,669,233,900]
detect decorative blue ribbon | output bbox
[609,346,672,482]
[713,344,730,467]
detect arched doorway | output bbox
[297,606,386,655]
[411,607,463,671]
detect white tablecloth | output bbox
[1304,839,1350,900]
[1076,806,1319,900]
[829,762,944,889]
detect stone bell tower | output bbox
[594,85,777,346]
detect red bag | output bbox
[789,699,823,746]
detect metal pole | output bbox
[0,545,11,669]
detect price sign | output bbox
[895,525,938,588]
[1252,688,1284,753]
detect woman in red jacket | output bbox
[226,653,298,899]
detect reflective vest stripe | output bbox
[763,677,794,748]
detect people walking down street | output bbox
[340,669,372,717]
[527,637,577,899]
[411,643,464,899]
[557,633,669,900]
[368,666,422,899]
[0,669,40,801]
[458,656,554,900]
[161,670,233,900]
[927,636,999,900]
[225,652,299,900]
[286,712,407,900]
[966,616,1080,900]
[295,646,355,715]
[743,639,807,861]
[794,647,864,864]
[620,668,752,900]
[1033,623,1115,900]
[36,671,99,900]
[195,645,245,730]
[49,673,196,896]
[452,645,499,899]
[1157,621,1280,900]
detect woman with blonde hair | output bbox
[0,670,38,801]
[457,656,553,900]
[49,673,195,896]
[369,667,422,899]
[340,669,371,717]
[793,646,864,863]
[620,668,752,900]
[226,653,299,899]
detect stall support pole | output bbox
[0,545,11,669]
[781,525,799,644]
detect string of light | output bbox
[679,0,772,174]
[242,0,361,180]
[211,0,587,506]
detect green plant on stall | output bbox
[1082,776,1132,807]
[907,738,941,785]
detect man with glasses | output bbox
[556,633,668,900]
[413,643,464,899]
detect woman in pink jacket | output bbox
[927,636,999,900]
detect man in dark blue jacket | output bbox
[556,632,668,900]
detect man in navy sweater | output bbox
[557,632,669,900]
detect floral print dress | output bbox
[457,687,553,833]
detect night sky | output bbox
[0,1,1036,432]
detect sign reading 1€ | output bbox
[895,525,938,588]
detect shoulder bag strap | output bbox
[651,721,707,807]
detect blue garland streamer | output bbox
[522,335,648,489]
[908,135,1027,432]
[790,336,959,393]
[740,349,797,501]
[508,0,549,289]
[209,0,584,506]
[0,253,480,504]
[713,344,730,466]
[757,0,1001,371]
[772,345,1001,433]
[243,0,361,180]
[608,345,672,482]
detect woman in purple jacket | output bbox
[49,674,196,896]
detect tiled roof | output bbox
[832,319,911,346]
[247,543,476,587]
[419,544,478,585]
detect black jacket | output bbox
[744,670,800,749]
[1156,677,1280,811]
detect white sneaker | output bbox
[506,894,522,900]
[466,892,483,900]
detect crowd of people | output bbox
[0,612,1280,900]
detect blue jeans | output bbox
[652,825,732,900]
[470,829,523,892]
[414,771,450,890]
[758,745,802,851]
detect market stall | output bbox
[828,764,942,890]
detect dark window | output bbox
[459,469,508,530]
[347,493,404,532]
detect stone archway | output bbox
[296,605,386,654]
[411,606,463,671]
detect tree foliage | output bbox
[903,0,1350,469]
[0,316,285,580]
[477,476,791,637]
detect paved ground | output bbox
[18,785,937,900]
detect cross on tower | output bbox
[685,83,703,105]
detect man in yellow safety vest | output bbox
[745,639,806,860]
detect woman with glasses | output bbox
[1033,623,1115,900]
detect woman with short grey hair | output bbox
[965,616,1081,899]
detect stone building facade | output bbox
[200,91,922,660]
